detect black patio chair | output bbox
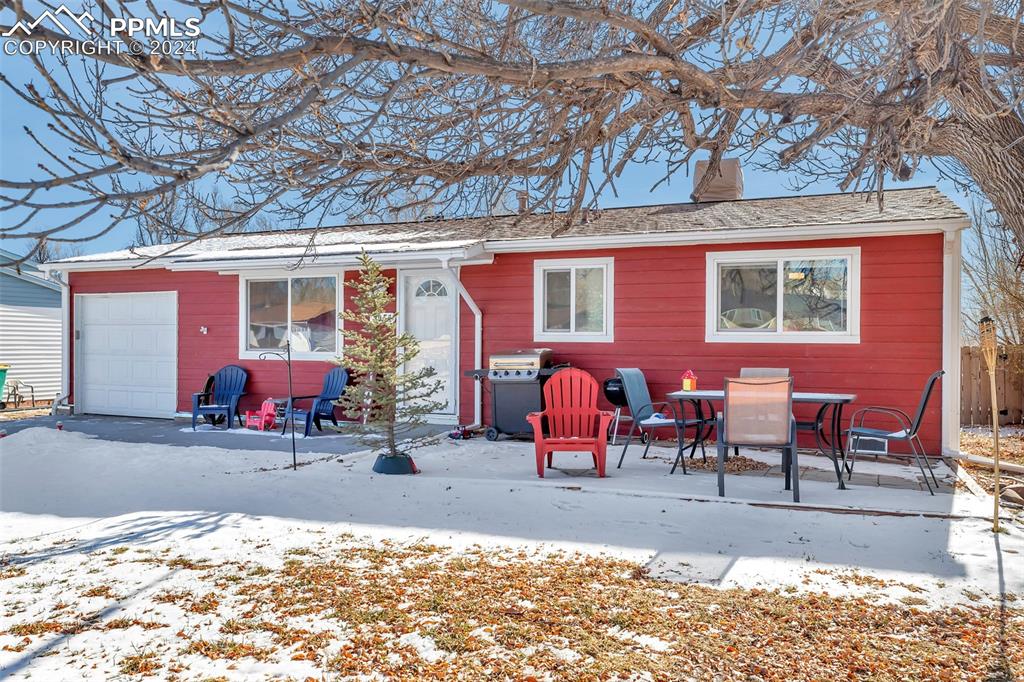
[614,368,705,474]
[843,370,943,495]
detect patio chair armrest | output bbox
[597,410,614,444]
[192,391,212,399]
[291,394,319,400]
[632,401,678,422]
[526,411,544,436]
[648,401,679,419]
[849,406,912,432]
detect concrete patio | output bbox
[0,413,448,456]
[0,412,968,515]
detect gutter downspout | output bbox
[49,269,72,415]
[440,258,482,429]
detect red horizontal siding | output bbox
[68,232,946,454]
[458,234,946,453]
[69,269,340,415]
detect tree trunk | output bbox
[945,119,1024,250]
[938,69,1024,250]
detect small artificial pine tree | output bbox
[335,252,445,460]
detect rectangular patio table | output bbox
[666,389,857,489]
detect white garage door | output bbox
[77,292,177,418]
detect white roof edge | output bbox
[1,266,61,291]
[169,244,489,271]
[48,243,489,273]
[45,218,969,273]
[484,218,971,253]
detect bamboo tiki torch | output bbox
[979,316,1001,533]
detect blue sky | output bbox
[0,11,974,260]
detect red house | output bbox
[47,187,967,455]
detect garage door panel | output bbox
[108,331,133,353]
[106,296,135,323]
[150,294,176,320]
[154,360,176,383]
[156,331,176,356]
[80,297,106,324]
[77,292,177,419]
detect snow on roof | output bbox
[57,229,480,264]
[53,187,966,267]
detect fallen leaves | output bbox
[1,539,1022,680]
[118,651,161,676]
[960,429,1024,466]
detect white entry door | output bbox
[400,270,457,417]
[76,292,177,418]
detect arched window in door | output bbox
[415,279,449,298]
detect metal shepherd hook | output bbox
[259,340,297,471]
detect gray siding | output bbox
[0,272,62,402]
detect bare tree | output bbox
[33,238,83,264]
[964,201,1024,346]
[133,189,274,246]
[2,0,1024,263]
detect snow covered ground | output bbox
[1,427,1021,678]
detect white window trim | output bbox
[705,247,860,344]
[533,257,614,343]
[238,271,343,360]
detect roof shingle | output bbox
[56,187,966,264]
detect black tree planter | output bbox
[372,454,419,475]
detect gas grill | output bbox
[466,349,561,440]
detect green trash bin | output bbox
[0,364,8,409]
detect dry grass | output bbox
[4,541,1020,681]
[0,407,50,422]
[118,651,161,676]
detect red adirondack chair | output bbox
[245,398,278,431]
[527,368,614,478]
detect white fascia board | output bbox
[44,261,166,274]
[484,218,971,254]
[1,267,61,291]
[169,245,491,272]
[46,246,493,275]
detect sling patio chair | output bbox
[615,368,708,475]
[716,376,800,502]
[844,370,943,495]
[731,368,790,458]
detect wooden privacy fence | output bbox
[961,345,1024,425]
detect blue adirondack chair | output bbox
[280,367,349,438]
[192,365,248,430]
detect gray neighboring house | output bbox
[0,248,62,404]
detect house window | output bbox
[245,275,338,355]
[706,248,860,343]
[533,257,614,343]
